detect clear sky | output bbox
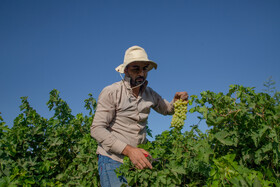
[1,0,280,140]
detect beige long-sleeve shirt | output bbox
[91,76,174,163]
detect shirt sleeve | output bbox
[90,87,127,154]
[150,88,175,115]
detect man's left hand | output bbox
[174,91,189,101]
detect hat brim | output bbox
[115,60,157,73]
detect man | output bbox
[91,46,188,187]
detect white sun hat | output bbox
[115,46,158,73]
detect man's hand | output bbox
[122,145,153,170]
[174,91,189,101]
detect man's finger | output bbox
[143,157,153,169]
[135,157,152,170]
[139,160,147,169]
[137,163,143,170]
[178,92,188,100]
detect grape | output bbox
[171,99,188,130]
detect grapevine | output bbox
[171,99,188,130]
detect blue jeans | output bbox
[98,154,127,187]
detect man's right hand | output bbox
[122,145,153,170]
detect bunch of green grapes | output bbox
[171,99,188,129]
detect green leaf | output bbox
[214,131,235,146]
[253,177,262,187]
[171,166,185,175]
[24,178,35,184]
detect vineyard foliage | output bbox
[0,90,99,186]
[0,85,280,186]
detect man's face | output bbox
[125,61,149,87]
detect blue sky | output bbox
[1,0,279,139]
